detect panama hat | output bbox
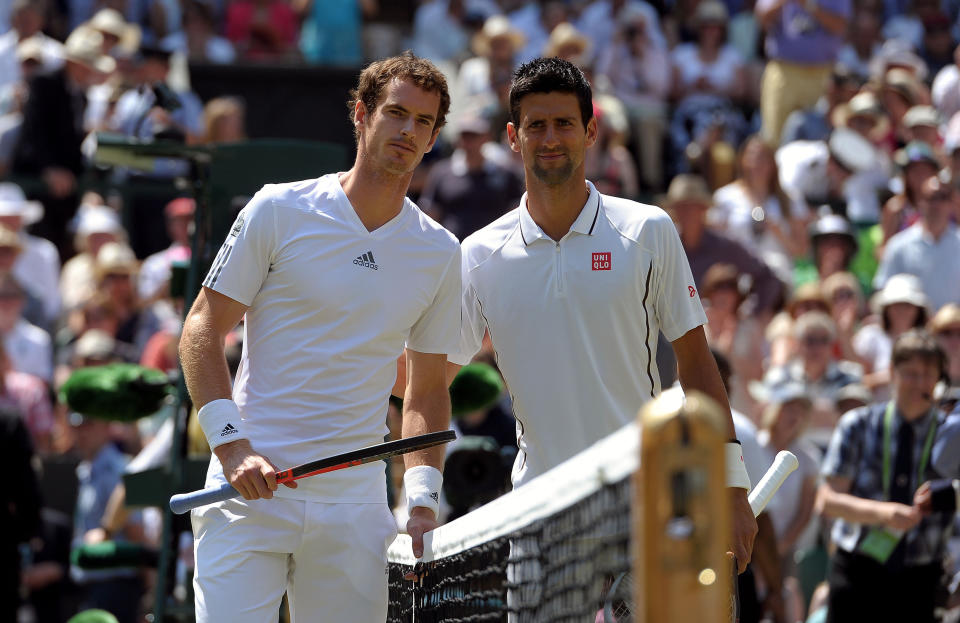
[544,22,591,62]
[472,15,526,57]
[830,92,891,140]
[63,25,116,75]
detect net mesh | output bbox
[387,425,638,623]
[387,478,632,622]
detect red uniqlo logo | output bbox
[592,252,611,271]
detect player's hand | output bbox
[214,439,297,500]
[728,487,757,574]
[913,481,933,515]
[882,501,921,531]
[406,506,439,559]
[404,506,439,581]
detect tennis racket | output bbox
[169,430,456,514]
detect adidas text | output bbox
[353,251,378,270]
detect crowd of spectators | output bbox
[1,0,960,622]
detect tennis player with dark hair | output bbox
[450,57,758,572]
[179,52,461,622]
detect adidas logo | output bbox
[429,491,439,502]
[220,423,238,437]
[353,251,379,270]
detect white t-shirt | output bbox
[711,182,796,284]
[203,174,461,503]
[454,182,707,486]
[671,43,743,95]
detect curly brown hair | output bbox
[347,51,450,141]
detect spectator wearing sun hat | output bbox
[0,0,64,91]
[0,182,60,325]
[854,273,931,395]
[60,205,125,312]
[928,303,960,387]
[875,174,960,312]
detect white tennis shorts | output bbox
[192,496,398,623]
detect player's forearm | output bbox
[401,384,451,471]
[179,312,234,409]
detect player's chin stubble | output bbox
[531,158,574,187]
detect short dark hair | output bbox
[347,51,450,140]
[891,329,947,378]
[509,57,593,129]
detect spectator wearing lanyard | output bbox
[817,329,960,623]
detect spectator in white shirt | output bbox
[0,274,51,384]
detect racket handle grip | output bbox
[169,482,238,515]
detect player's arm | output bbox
[180,286,294,500]
[673,325,758,572]
[816,476,920,531]
[391,349,463,398]
[402,348,453,557]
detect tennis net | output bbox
[386,422,639,622]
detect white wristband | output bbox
[725,442,751,490]
[198,399,247,450]
[404,465,443,518]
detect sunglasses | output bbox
[937,328,960,338]
[832,289,856,302]
[802,334,832,346]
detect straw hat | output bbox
[15,35,45,64]
[544,22,591,63]
[701,263,744,299]
[693,0,729,25]
[95,242,138,279]
[787,281,830,316]
[0,182,43,225]
[472,15,526,57]
[830,92,890,140]
[63,26,116,74]
[0,225,23,252]
[663,174,712,208]
[902,105,940,129]
[870,273,929,314]
[87,8,142,57]
[929,303,960,333]
[881,68,924,106]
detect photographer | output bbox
[817,330,960,622]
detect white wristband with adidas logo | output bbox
[404,465,443,519]
[198,399,247,450]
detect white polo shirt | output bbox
[202,174,461,503]
[454,182,707,486]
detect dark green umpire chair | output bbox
[92,133,348,622]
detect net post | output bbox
[634,390,732,623]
